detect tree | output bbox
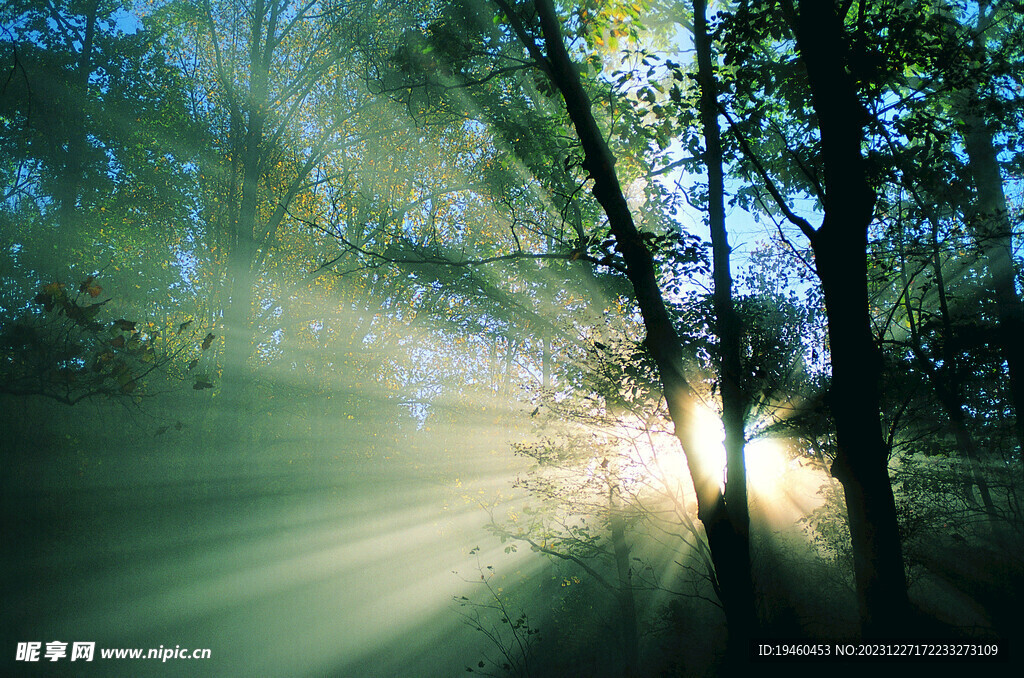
[0,0,102,259]
[692,0,755,643]
[496,0,760,651]
[1,0,200,276]
[363,0,761,653]
[950,0,1024,452]
[155,0,400,444]
[0,276,208,404]
[784,0,912,633]
[715,0,920,631]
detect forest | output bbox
[1,0,1022,675]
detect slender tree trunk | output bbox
[502,338,518,396]
[524,0,757,652]
[56,0,99,260]
[925,222,995,512]
[609,486,639,677]
[542,335,551,389]
[898,247,995,514]
[960,109,1024,454]
[694,0,755,652]
[215,0,274,448]
[941,0,1024,456]
[790,0,910,635]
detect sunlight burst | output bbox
[744,437,789,497]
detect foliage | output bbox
[2,0,1023,673]
[0,276,212,404]
[456,548,540,678]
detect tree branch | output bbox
[719,105,817,239]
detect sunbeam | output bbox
[4,1,1022,675]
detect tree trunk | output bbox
[694,0,755,653]
[896,222,996,513]
[790,0,911,635]
[56,0,99,261]
[609,487,639,677]
[213,0,274,449]
[960,109,1024,454]
[528,0,757,652]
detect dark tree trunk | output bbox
[790,0,911,634]
[609,488,639,677]
[694,0,755,652]
[526,0,757,652]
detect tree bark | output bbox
[789,0,910,634]
[523,0,758,652]
[694,0,755,652]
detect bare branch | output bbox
[719,105,817,239]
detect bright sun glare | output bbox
[614,406,793,504]
[679,406,790,498]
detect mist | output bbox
[3,0,1023,676]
